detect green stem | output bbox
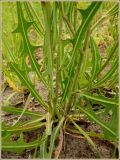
[54,11,62,106]
[41,2,54,104]
[65,52,83,113]
[83,27,90,51]
[74,2,77,32]
[60,5,91,114]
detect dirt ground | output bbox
[2,133,118,159]
[59,134,117,159]
[2,87,118,159]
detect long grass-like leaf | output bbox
[61,2,102,104]
[80,93,118,106]
[2,116,46,132]
[2,106,43,117]
[13,2,48,89]
[108,72,118,88]
[9,63,49,110]
[90,36,100,81]
[91,3,118,32]
[41,2,54,100]
[77,104,118,140]
[94,58,118,87]
[24,2,44,36]
[48,117,64,158]
[97,41,118,75]
[12,94,32,126]
[2,134,46,153]
[2,123,45,132]
[40,134,49,159]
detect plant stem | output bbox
[83,27,90,51]
[41,2,54,104]
[65,52,83,114]
[65,28,90,114]
[54,10,62,106]
[74,2,77,32]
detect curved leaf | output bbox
[90,36,100,81]
[13,2,48,89]
[2,106,43,117]
[61,2,102,104]
[80,93,118,106]
[77,104,118,140]
[94,58,118,87]
[9,62,49,110]
[2,134,46,153]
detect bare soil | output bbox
[1,87,119,159]
[59,134,117,159]
[2,133,118,159]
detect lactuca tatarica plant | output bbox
[2,1,118,158]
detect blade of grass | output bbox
[2,134,47,153]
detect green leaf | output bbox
[41,2,54,99]
[90,36,100,81]
[107,3,118,16]
[13,2,48,89]
[9,62,49,111]
[108,72,118,88]
[77,104,118,140]
[106,107,118,137]
[24,2,44,36]
[51,2,58,50]
[2,117,46,132]
[2,106,43,117]
[94,58,118,87]
[91,4,118,32]
[2,133,46,153]
[40,134,49,159]
[61,2,102,104]
[70,118,101,157]
[80,93,118,106]
[97,41,118,75]
[48,117,64,158]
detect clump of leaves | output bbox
[2,1,118,158]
